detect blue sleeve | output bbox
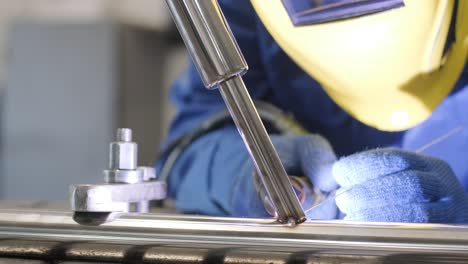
[160,0,271,215]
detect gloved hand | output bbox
[230,134,339,219]
[333,148,468,223]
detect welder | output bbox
[158,0,468,223]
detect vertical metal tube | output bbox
[220,77,306,224]
[166,0,306,224]
[165,0,247,88]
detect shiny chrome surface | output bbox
[0,210,468,263]
[220,77,306,224]
[109,128,138,172]
[165,0,305,224]
[165,0,247,89]
[1,209,468,248]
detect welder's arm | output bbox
[164,95,340,217]
[162,42,338,217]
[164,124,258,216]
[163,51,341,217]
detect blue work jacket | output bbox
[162,0,468,216]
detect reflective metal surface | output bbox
[165,0,247,89]
[165,0,305,224]
[0,209,468,263]
[70,182,166,212]
[220,77,306,225]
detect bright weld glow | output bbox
[390,111,409,129]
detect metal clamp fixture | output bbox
[70,128,166,226]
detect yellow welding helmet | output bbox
[250,0,468,131]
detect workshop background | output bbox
[0,0,187,201]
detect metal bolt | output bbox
[117,128,132,142]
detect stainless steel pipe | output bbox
[1,209,468,263]
[165,0,305,224]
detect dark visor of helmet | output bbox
[282,0,404,26]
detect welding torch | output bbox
[165,0,306,225]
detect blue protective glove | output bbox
[333,148,468,223]
[231,134,339,219]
